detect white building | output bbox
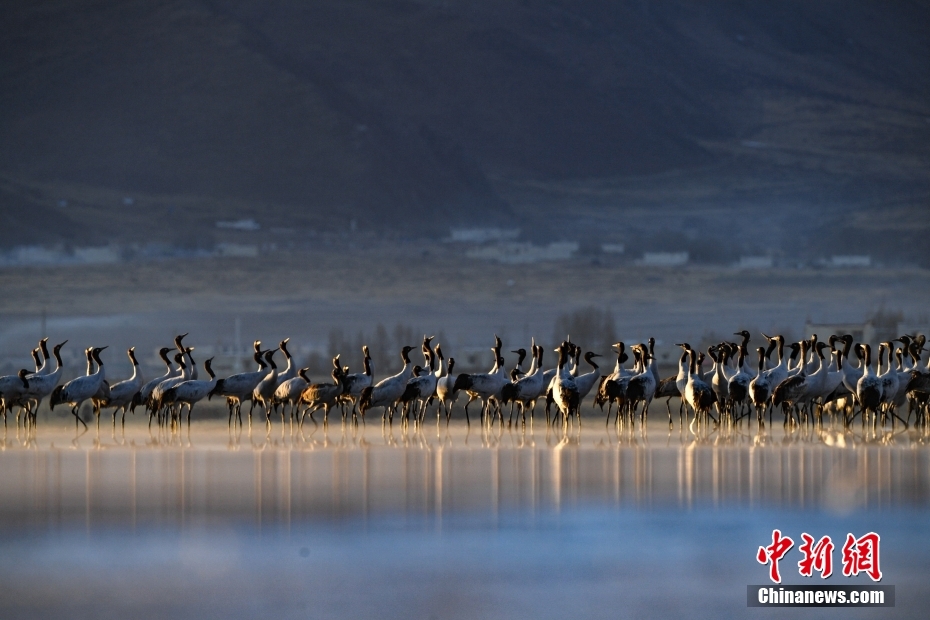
[466,241,578,264]
[73,246,120,264]
[830,255,871,268]
[216,218,261,231]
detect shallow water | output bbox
[1,419,928,618]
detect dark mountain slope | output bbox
[0,1,927,249]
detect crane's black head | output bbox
[92,347,108,364]
[174,333,188,350]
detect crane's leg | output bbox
[72,405,88,430]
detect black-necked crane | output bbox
[251,348,280,426]
[148,352,188,426]
[0,369,32,427]
[358,345,415,423]
[133,347,175,413]
[596,342,631,425]
[17,340,68,427]
[100,347,143,429]
[298,362,346,426]
[50,346,108,430]
[162,357,218,429]
[400,344,441,425]
[504,344,549,425]
[771,341,811,428]
[856,344,884,428]
[709,345,730,408]
[208,343,269,428]
[574,351,603,406]
[452,336,508,425]
[727,344,752,421]
[274,368,310,425]
[435,345,461,424]
[684,348,717,429]
[626,344,656,427]
[341,346,373,419]
[274,339,296,386]
[877,342,904,428]
[551,341,580,427]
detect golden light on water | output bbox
[1,421,928,530]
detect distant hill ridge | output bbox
[0,1,928,254]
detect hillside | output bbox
[0,1,928,260]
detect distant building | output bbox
[448,227,520,243]
[804,321,876,345]
[638,252,689,267]
[73,246,120,264]
[803,319,927,346]
[216,218,261,231]
[737,256,773,269]
[830,255,870,268]
[895,322,929,340]
[601,243,625,254]
[7,245,64,265]
[466,241,578,264]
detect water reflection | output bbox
[0,420,928,529]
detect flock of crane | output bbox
[1,329,929,435]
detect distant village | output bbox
[0,223,879,271]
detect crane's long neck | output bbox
[51,347,64,377]
[93,353,105,381]
[526,349,538,376]
[813,345,824,373]
[32,349,44,374]
[676,351,689,381]
[39,340,51,375]
[128,355,139,382]
[713,350,726,381]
